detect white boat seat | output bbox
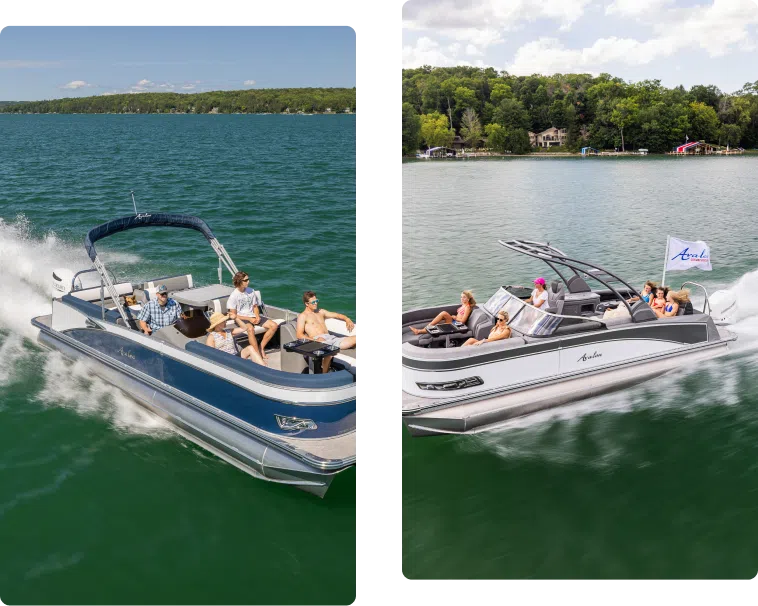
[71,281,133,303]
[224,317,284,335]
[326,318,356,337]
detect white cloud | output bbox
[605,0,672,18]
[466,44,483,56]
[180,84,196,90]
[136,79,153,87]
[506,0,758,75]
[243,79,256,86]
[403,35,486,68]
[61,80,93,89]
[158,83,175,89]
[403,0,592,49]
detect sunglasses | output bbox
[496,316,505,322]
[308,299,319,305]
[157,292,168,297]
[242,278,249,282]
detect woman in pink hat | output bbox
[526,277,549,310]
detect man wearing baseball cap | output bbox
[526,277,549,310]
[137,284,186,335]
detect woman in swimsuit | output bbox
[650,286,668,315]
[462,310,511,346]
[411,290,475,335]
[655,289,690,318]
[205,312,265,365]
[628,280,657,305]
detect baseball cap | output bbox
[533,277,546,286]
[156,284,168,294]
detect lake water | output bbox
[403,156,758,579]
[0,114,355,604]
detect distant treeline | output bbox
[0,88,356,115]
[402,66,758,154]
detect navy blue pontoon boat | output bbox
[32,213,356,497]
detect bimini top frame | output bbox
[498,239,642,319]
[83,213,239,325]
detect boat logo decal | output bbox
[275,415,318,431]
[118,346,136,360]
[577,351,602,362]
[135,213,152,220]
[417,376,484,391]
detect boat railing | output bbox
[680,281,711,315]
[72,267,117,291]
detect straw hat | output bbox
[207,312,229,332]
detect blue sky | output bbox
[0,26,355,101]
[403,0,758,93]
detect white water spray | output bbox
[0,216,166,436]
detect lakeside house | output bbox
[532,127,568,148]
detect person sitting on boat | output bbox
[627,280,657,305]
[205,311,265,365]
[525,278,548,309]
[650,286,668,315]
[410,290,475,335]
[655,289,690,318]
[462,310,511,346]
[227,271,279,362]
[297,291,356,374]
[137,284,187,335]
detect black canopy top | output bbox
[498,239,642,314]
[84,213,216,262]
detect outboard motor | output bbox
[51,268,78,299]
[709,289,738,325]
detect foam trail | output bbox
[470,268,758,459]
[36,352,171,437]
[0,216,89,339]
[0,216,163,436]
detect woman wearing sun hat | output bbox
[205,312,265,366]
[526,277,549,310]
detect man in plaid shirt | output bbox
[137,284,186,335]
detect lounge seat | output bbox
[215,289,284,335]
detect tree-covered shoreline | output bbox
[402,66,758,155]
[0,88,356,115]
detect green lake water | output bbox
[0,114,355,604]
[403,156,758,579]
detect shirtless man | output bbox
[296,290,356,373]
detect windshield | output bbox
[483,287,566,338]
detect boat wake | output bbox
[36,352,172,436]
[466,267,758,460]
[0,216,167,437]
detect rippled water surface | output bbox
[403,156,758,579]
[0,114,355,604]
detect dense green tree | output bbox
[611,97,639,152]
[690,84,722,111]
[492,98,531,131]
[402,102,422,155]
[719,123,743,147]
[460,108,482,148]
[688,101,720,142]
[419,112,454,148]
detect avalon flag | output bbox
[665,236,712,272]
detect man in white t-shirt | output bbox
[526,277,549,310]
[227,271,279,361]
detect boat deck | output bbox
[277,431,356,461]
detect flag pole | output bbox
[661,235,670,286]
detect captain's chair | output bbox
[545,280,566,314]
